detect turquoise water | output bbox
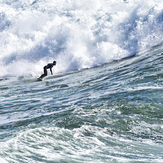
[1,43,163,162]
[1,0,163,162]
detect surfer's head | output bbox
[53,61,56,65]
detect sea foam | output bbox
[0,0,163,77]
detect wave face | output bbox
[1,0,163,77]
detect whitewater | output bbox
[1,0,163,162]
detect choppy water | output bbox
[1,0,163,162]
[1,44,163,162]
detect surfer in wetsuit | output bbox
[39,61,56,79]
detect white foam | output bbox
[0,0,163,77]
[0,157,8,163]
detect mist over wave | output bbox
[1,0,163,77]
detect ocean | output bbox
[1,0,163,162]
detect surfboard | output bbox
[37,78,42,81]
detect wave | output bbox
[0,0,163,77]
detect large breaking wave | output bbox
[1,0,163,77]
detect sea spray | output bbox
[0,0,163,77]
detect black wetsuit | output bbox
[39,63,54,79]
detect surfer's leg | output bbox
[40,67,47,79]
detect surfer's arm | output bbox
[50,68,53,75]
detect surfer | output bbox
[39,61,56,79]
